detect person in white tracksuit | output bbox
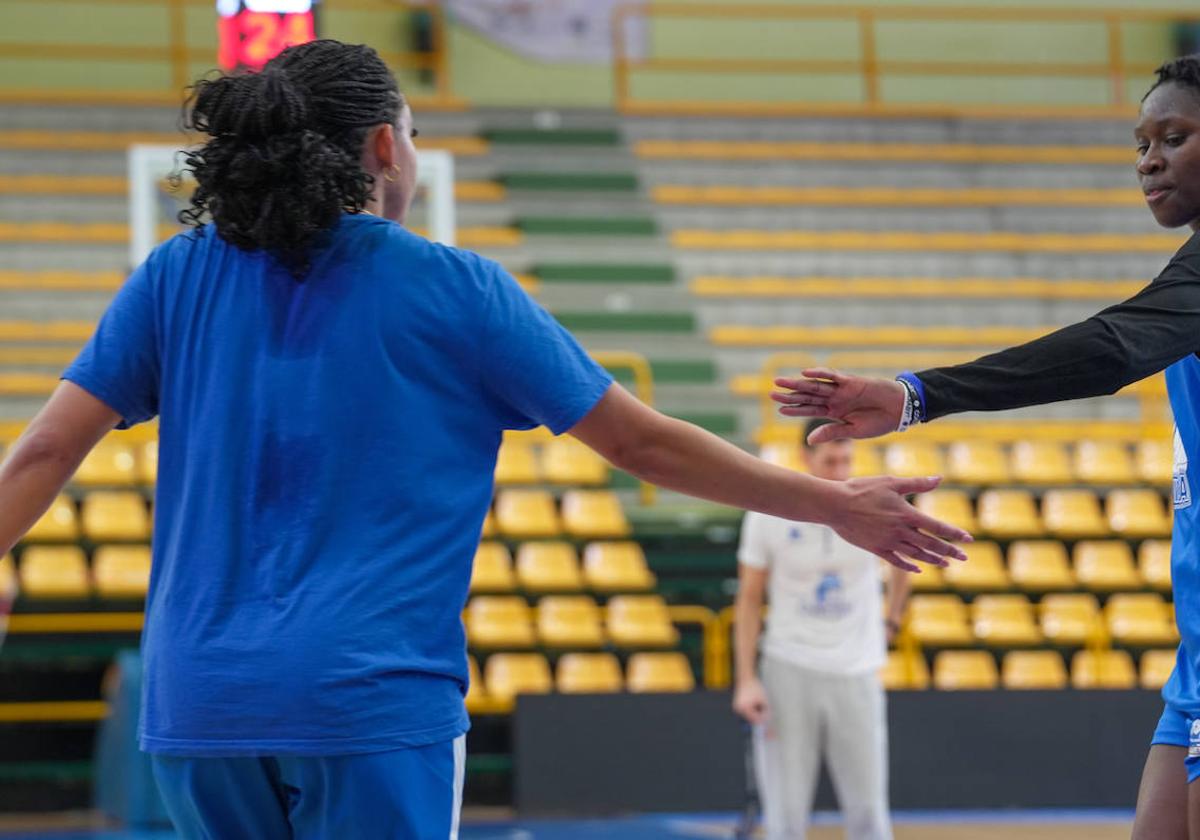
[732,418,913,840]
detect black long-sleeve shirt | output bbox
[919,231,1200,421]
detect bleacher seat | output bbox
[466,656,488,713]
[466,596,535,649]
[915,490,977,536]
[977,489,1042,538]
[1008,540,1076,592]
[1106,593,1178,647]
[627,652,695,693]
[1136,439,1173,485]
[1074,541,1142,591]
[1141,649,1177,690]
[24,494,79,542]
[481,509,498,539]
[516,542,583,593]
[907,595,973,646]
[0,554,16,600]
[1074,441,1135,485]
[946,441,1010,485]
[537,596,605,648]
[583,542,656,592]
[19,546,89,598]
[81,492,151,542]
[607,595,679,648]
[908,562,946,592]
[1072,650,1136,689]
[972,594,1042,647]
[495,443,541,485]
[1040,593,1101,646]
[561,490,630,539]
[1011,441,1073,485]
[1001,650,1068,689]
[542,438,609,486]
[74,440,138,486]
[484,653,553,705]
[92,545,151,598]
[557,652,623,693]
[139,440,158,485]
[880,649,930,690]
[1138,540,1172,592]
[883,442,944,479]
[1107,489,1171,538]
[943,541,1008,592]
[470,543,515,594]
[1042,490,1108,539]
[495,490,560,539]
[932,650,999,690]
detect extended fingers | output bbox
[906,529,969,562]
[879,550,921,574]
[899,541,951,568]
[907,509,973,547]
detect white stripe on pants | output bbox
[754,656,892,840]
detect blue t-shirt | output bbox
[63,215,613,756]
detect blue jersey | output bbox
[63,215,612,756]
[1163,354,1200,714]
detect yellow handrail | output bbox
[612,3,1197,117]
[592,351,658,506]
[668,604,723,689]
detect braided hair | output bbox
[180,40,403,276]
[1144,54,1200,102]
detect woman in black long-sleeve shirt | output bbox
[774,57,1200,839]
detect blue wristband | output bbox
[896,372,928,424]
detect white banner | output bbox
[447,0,647,64]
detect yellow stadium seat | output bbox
[1074,441,1136,485]
[943,541,1008,592]
[908,595,973,646]
[466,656,489,714]
[81,492,150,542]
[537,595,605,648]
[583,542,656,592]
[481,509,497,539]
[977,489,1042,539]
[19,546,89,598]
[495,490,560,539]
[880,649,930,690]
[915,490,977,535]
[851,446,883,478]
[1107,489,1171,538]
[1008,540,1076,592]
[1137,439,1173,485]
[1106,593,1178,647]
[495,443,541,485]
[1010,441,1074,484]
[73,440,138,487]
[1042,489,1108,539]
[24,494,79,542]
[92,545,151,598]
[883,442,944,479]
[139,440,158,485]
[0,553,17,601]
[542,438,609,486]
[466,596,535,649]
[933,650,999,690]
[1138,540,1172,592]
[627,652,695,693]
[908,562,946,592]
[561,490,630,539]
[557,652,623,693]
[972,594,1042,647]
[1074,541,1143,591]
[470,543,515,594]
[607,595,680,648]
[1002,650,1068,689]
[1141,649,1178,690]
[946,441,1010,485]
[484,653,553,707]
[1072,650,1136,689]
[1040,593,1102,646]
[516,542,583,593]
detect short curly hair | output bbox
[1143,54,1200,102]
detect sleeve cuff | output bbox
[896,372,928,424]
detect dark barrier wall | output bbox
[514,690,1163,816]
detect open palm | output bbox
[772,367,908,443]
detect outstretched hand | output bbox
[827,474,971,573]
[772,368,907,443]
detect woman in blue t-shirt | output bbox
[0,40,967,839]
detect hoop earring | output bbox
[383,164,401,183]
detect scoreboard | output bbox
[216,0,319,71]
